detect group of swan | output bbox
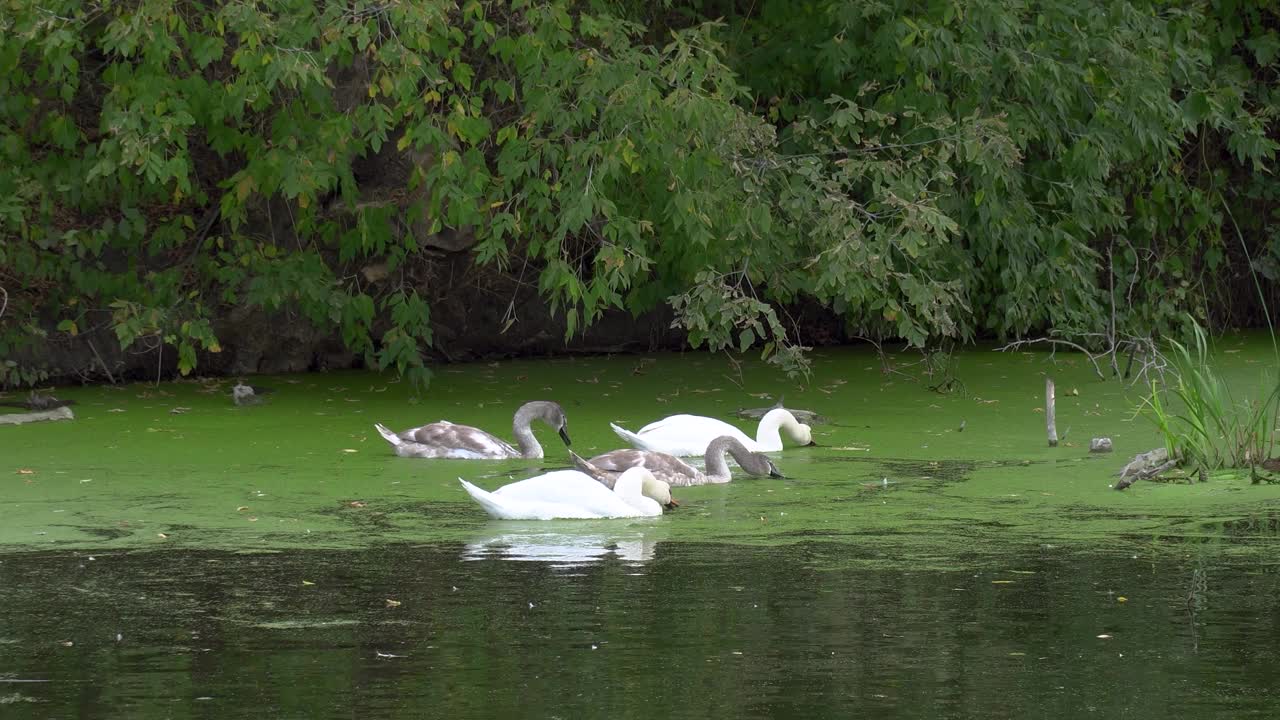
[374,400,813,520]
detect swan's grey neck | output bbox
[512,404,545,459]
[704,436,752,482]
[512,401,566,459]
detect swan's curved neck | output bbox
[512,406,544,459]
[613,472,650,506]
[755,410,791,448]
[704,437,748,482]
[614,473,666,510]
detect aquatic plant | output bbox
[1141,322,1280,474]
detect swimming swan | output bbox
[610,408,812,457]
[459,468,676,520]
[574,436,784,487]
[374,400,570,459]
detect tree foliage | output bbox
[1,0,1276,386]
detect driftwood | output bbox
[1114,447,1175,490]
[0,391,76,411]
[0,406,75,425]
[1118,447,1169,478]
[1115,460,1178,491]
[1046,378,1058,447]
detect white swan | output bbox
[610,408,812,457]
[573,436,784,487]
[374,400,570,459]
[459,468,677,520]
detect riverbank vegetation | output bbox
[1141,322,1280,475]
[2,1,1277,388]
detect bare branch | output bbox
[86,338,117,385]
[996,337,1106,380]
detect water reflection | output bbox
[4,542,1280,718]
[461,522,663,566]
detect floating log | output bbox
[1114,448,1176,490]
[0,406,75,425]
[1118,447,1169,479]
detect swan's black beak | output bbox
[665,498,680,510]
[805,440,819,447]
[769,468,785,479]
[559,427,572,446]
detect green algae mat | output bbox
[3,341,1278,563]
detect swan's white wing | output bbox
[624,414,755,456]
[490,471,642,518]
[462,477,627,519]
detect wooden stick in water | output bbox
[1046,377,1058,447]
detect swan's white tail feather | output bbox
[610,422,651,451]
[459,479,519,519]
[374,422,402,447]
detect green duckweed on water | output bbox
[3,338,1278,564]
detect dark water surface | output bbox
[1,541,1277,718]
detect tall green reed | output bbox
[1140,321,1280,474]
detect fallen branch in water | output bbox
[1114,459,1178,490]
[997,337,1105,379]
[0,406,75,425]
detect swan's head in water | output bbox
[763,457,785,478]
[710,436,786,479]
[618,467,679,510]
[793,422,814,446]
[763,408,814,446]
[644,475,679,510]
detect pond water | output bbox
[2,341,1279,717]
